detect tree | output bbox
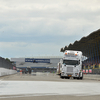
[5,58,11,62]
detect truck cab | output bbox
[60,50,83,79]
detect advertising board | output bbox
[25,58,50,63]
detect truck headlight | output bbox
[61,72,64,75]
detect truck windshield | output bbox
[63,60,79,65]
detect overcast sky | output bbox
[0,0,100,58]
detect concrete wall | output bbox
[0,67,17,77]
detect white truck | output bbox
[57,50,83,79]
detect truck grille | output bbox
[67,67,73,72]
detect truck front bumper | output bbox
[61,72,79,77]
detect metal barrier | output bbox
[83,74,100,80]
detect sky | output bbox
[0,0,100,58]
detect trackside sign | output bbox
[25,58,50,63]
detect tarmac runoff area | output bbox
[0,73,100,100]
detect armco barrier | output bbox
[0,67,17,76]
[83,74,100,80]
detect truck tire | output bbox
[61,77,64,79]
[68,77,70,79]
[73,77,76,79]
[77,77,79,79]
[60,74,64,79]
[65,77,70,79]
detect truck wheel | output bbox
[65,77,69,79]
[60,74,64,79]
[73,77,76,79]
[61,77,64,79]
[77,77,79,79]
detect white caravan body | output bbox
[60,50,83,79]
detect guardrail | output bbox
[83,74,100,80]
[0,67,17,76]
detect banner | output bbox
[25,58,50,63]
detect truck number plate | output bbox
[68,75,72,77]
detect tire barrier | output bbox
[0,67,17,77]
[82,69,100,74]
